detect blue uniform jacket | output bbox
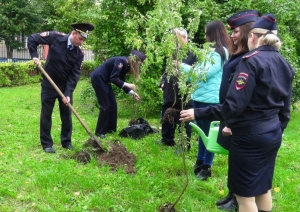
[194,45,295,131]
[89,57,131,94]
[27,31,84,97]
[216,52,246,149]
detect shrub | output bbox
[81,60,99,78]
[0,61,41,87]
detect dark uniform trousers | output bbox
[40,86,72,148]
[91,77,117,135]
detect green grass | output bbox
[0,80,299,211]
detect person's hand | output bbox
[62,96,70,105]
[33,57,41,67]
[124,82,136,91]
[160,83,164,89]
[129,90,140,101]
[132,92,140,101]
[222,126,232,136]
[179,109,195,122]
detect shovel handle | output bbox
[38,65,92,135]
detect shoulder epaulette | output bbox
[243,50,260,59]
[54,31,66,36]
[40,31,49,37]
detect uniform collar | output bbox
[67,35,73,49]
[252,45,278,52]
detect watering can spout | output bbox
[189,121,228,155]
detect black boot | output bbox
[217,195,238,211]
[196,165,211,180]
[216,191,233,206]
[193,160,203,175]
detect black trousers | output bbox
[161,103,191,145]
[40,86,72,148]
[91,81,117,135]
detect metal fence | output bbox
[0,39,94,62]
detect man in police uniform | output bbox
[27,23,94,153]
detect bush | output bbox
[0,60,99,88]
[81,60,99,78]
[0,61,41,87]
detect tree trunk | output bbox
[6,44,13,61]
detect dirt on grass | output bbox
[72,138,136,174]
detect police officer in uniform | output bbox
[216,10,259,211]
[90,50,146,139]
[180,14,295,212]
[28,23,94,153]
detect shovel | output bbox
[38,65,104,150]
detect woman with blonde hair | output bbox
[180,13,295,212]
[216,10,259,211]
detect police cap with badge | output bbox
[71,23,95,38]
[227,10,259,29]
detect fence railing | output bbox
[0,40,94,62]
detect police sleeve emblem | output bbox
[235,72,248,90]
[118,63,123,69]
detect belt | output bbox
[231,116,280,135]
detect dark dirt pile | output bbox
[158,202,176,212]
[72,138,136,174]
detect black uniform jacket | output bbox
[90,56,131,94]
[161,51,197,109]
[27,31,84,97]
[194,45,295,131]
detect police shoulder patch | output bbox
[54,31,66,36]
[40,31,49,37]
[243,50,260,59]
[118,63,123,69]
[235,72,249,90]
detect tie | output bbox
[68,44,73,50]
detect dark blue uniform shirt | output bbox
[195,45,295,131]
[89,56,131,94]
[219,53,247,104]
[27,31,84,97]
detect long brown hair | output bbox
[205,20,231,64]
[229,22,254,55]
[128,55,142,80]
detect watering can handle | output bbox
[210,121,220,128]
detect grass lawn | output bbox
[0,80,299,211]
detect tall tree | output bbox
[0,0,47,60]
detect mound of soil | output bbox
[73,138,136,174]
[159,202,176,212]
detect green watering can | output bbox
[189,121,228,155]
